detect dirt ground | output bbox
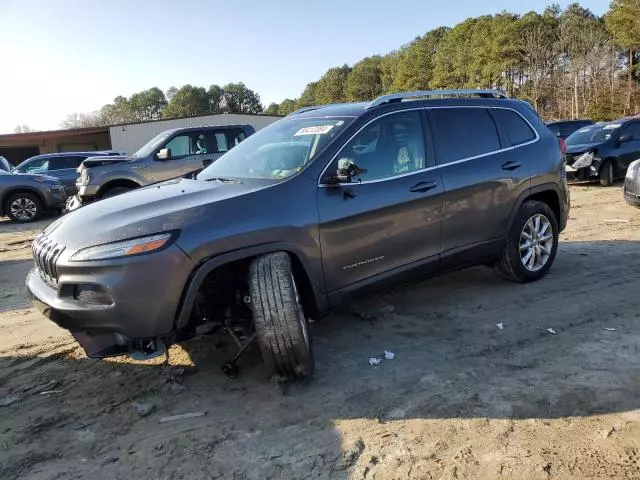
[2,184,640,480]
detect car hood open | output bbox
[77,155,133,173]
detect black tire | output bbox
[5,192,43,223]
[249,252,314,381]
[100,186,133,199]
[599,161,614,186]
[495,200,559,283]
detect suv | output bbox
[546,119,594,140]
[66,125,254,211]
[564,117,640,186]
[27,90,569,381]
[12,151,122,196]
[1,168,66,222]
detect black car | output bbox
[27,89,569,381]
[564,117,640,186]
[546,119,594,140]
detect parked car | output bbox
[564,116,640,186]
[624,159,640,206]
[546,119,594,140]
[27,89,568,381]
[0,156,11,172]
[12,151,122,196]
[65,125,255,212]
[0,169,67,222]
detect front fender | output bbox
[174,242,328,330]
[90,168,147,191]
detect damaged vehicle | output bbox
[66,125,254,211]
[27,89,569,381]
[0,168,66,222]
[564,117,640,186]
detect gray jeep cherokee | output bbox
[27,90,569,381]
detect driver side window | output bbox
[334,111,426,182]
[163,135,191,158]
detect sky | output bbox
[0,0,611,134]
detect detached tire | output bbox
[495,200,559,283]
[249,252,314,381]
[599,161,614,186]
[6,192,43,223]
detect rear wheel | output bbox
[6,192,43,223]
[495,200,558,283]
[249,252,314,381]
[599,161,614,186]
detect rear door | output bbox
[430,107,533,256]
[317,110,443,292]
[39,155,85,195]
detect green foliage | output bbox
[606,0,640,50]
[278,99,297,115]
[297,82,318,107]
[315,65,352,104]
[221,82,263,114]
[346,56,383,101]
[264,103,280,115]
[162,85,210,118]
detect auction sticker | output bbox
[294,125,334,136]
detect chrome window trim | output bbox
[318,105,540,187]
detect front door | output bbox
[429,107,533,253]
[44,155,86,195]
[613,122,640,175]
[317,110,443,293]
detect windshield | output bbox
[566,123,621,145]
[132,131,173,158]
[197,117,354,181]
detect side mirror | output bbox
[619,134,633,144]
[157,148,171,160]
[323,158,367,185]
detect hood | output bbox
[565,142,603,155]
[77,155,133,173]
[43,177,268,250]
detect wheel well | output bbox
[97,179,140,197]
[1,188,45,216]
[528,189,560,223]
[186,251,319,330]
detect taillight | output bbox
[559,138,567,155]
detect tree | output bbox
[208,84,224,113]
[278,99,297,115]
[264,103,280,115]
[221,82,263,113]
[166,87,178,102]
[162,85,210,118]
[605,0,640,113]
[346,56,383,102]
[14,125,33,133]
[315,65,351,104]
[297,82,318,107]
[128,87,167,120]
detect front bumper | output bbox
[76,184,100,198]
[565,164,599,182]
[43,188,68,212]
[26,244,196,358]
[624,178,640,206]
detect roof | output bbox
[25,150,119,160]
[0,126,109,144]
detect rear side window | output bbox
[492,109,536,146]
[49,156,86,170]
[430,108,501,164]
[624,122,640,140]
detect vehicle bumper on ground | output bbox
[65,194,84,213]
[565,164,599,182]
[624,178,640,206]
[26,244,196,358]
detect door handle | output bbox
[501,161,522,171]
[409,181,438,193]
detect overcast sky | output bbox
[0,0,611,134]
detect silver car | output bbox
[0,169,67,222]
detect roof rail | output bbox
[366,89,509,109]
[286,103,347,117]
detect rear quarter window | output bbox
[492,109,537,146]
[430,108,501,164]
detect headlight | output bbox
[626,159,640,179]
[572,151,595,169]
[69,232,176,262]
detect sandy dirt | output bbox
[2,184,640,479]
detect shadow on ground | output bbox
[1,239,640,479]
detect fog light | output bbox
[74,284,113,305]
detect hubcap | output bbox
[10,197,37,221]
[519,214,554,272]
[291,274,310,348]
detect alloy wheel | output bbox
[10,197,37,221]
[519,214,554,272]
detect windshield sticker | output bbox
[294,125,335,136]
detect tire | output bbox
[5,192,43,223]
[100,186,133,199]
[495,200,559,283]
[249,252,314,381]
[599,161,614,186]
